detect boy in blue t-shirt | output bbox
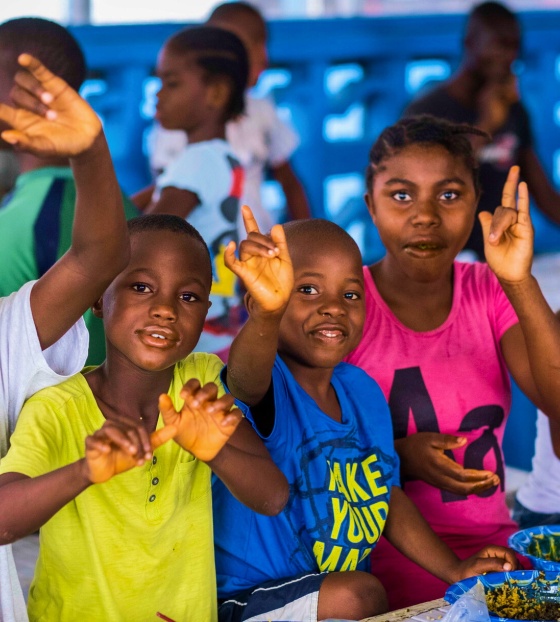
[214,207,518,621]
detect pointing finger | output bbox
[501,165,519,209]
[242,205,261,235]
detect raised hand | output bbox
[159,379,242,463]
[85,418,177,484]
[397,432,500,495]
[480,165,533,282]
[0,54,101,157]
[224,205,294,315]
[453,545,518,582]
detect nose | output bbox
[150,296,177,322]
[412,197,440,227]
[317,294,344,317]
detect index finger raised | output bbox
[241,205,261,235]
[501,165,520,209]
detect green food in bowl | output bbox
[528,534,560,562]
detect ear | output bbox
[92,296,104,319]
[364,192,377,225]
[206,80,230,111]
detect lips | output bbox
[404,238,446,254]
[136,326,178,347]
[310,323,347,343]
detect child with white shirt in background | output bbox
[147,1,310,232]
[0,54,129,622]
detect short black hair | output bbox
[164,25,248,121]
[465,2,520,41]
[284,218,362,265]
[208,2,267,43]
[128,214,212,283]
[0,17,86,91]
[366,115,488,195]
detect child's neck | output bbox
[85,353,175,431]
[371,259,454,332]
[186,120,226,145]
[281,357,342,423]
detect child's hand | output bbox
[224,205,294,315]
[159,379,243,462]
[480,166,533,283]
[397,432,500,495]
[0,54,101,157]
[84,418,177,484]
[452,545,519,582]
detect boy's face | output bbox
[97,229,212,372]
[155,47,210,132]
[278,238,365,372]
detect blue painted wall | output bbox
[71,12,560,470]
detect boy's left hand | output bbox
[0,54,101,157]
[159,379,243,462]
[452,545,519,582]
[480,166,533,283]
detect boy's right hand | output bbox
[159,379,243,463]
[84,419,177,484]
[0,54,101,157]
[224,205,294,315]
[397,432,500,495]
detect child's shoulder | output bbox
[25,370,93,410]
[335,360,384,392]
[174,352,225,385]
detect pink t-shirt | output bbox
[347,262,519,536]
[346,262,521,607]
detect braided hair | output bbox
[164,25,249,121]
[366,115,489,195]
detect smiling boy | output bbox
[0,218,288,621]
[212,207,517,622]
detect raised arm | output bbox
[0,54,129,350]
[481,166,560,420]
[0,419,176,544]
[159,378,288,515]
[224,205,294,406]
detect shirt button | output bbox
[149,494,156,502]
[152,477,159,486]
[152,456,157,465]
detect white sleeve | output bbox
[0,281,88,457]
[259,97,300,167]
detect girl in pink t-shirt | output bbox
[346,116,560,608]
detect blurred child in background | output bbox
[148,2,310,231]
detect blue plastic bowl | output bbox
[445,570,560,622]
[509,525,560,571]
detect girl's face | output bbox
[155,47,210,132]
[365,143,478,282]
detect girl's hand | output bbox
[451,545,518,583]
[85,418,177,484]
[397,432,500,495]
[0,54,101,156]
[480,166,533,283]
[224,205,294,315]
[159,379,243,463]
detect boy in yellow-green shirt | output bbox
[0,59,288,622]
